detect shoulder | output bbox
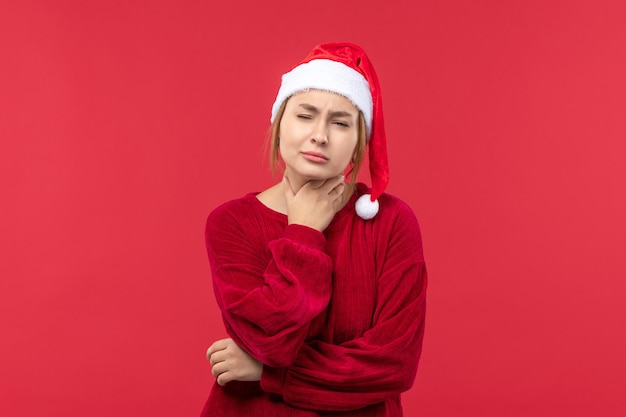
[204,193,267,256]
[354,183,423,248]
[354,183,419,225]
[206,193,259,232]
[354,184,425,260]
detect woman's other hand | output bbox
[206,338,263,386]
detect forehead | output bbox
[287,89,359,114]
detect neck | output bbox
[283,170,308,194]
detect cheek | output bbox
[345,135,359,159]
[335,140,358,168]
[277,126,288,152]
[278,122,295,145]
[278,122,305,152]
[278,141,286,158]
[277,134,294,160]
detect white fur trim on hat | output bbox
[355,194,379,220]
[270,59,373,138]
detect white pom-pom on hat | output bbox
[355,194,379,220]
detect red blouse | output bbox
[201,184,427,416]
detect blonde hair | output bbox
[267,100,367,195]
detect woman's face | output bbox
[279,89,359,183]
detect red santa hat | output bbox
[270,42,389,220]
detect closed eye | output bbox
[333,121,350,127]
[297,114,313,120]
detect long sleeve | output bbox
[205,200,333,367]
[259,201,427,411]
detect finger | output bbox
[206,338,229,360]
[301,175,342,193]
[303,178,326,190]
[206,346,217,360]
[206,343,222,360]
[331,182,345,198]
[216,372,231,386]
[322,174,345,194]
[211,361,227,377]
[209,349,226,366]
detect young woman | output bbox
[202,43,427,417]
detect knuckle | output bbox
[217,374,228,386]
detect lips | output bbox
[301,151,329,163]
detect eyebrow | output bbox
[298,103,355,118]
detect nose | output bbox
[311,123,328,145]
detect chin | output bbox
[304,170,342,181]
[288,167,329,180]
[300,174,328,181]
[286,163,345,182]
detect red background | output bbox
[1,1,625,416]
